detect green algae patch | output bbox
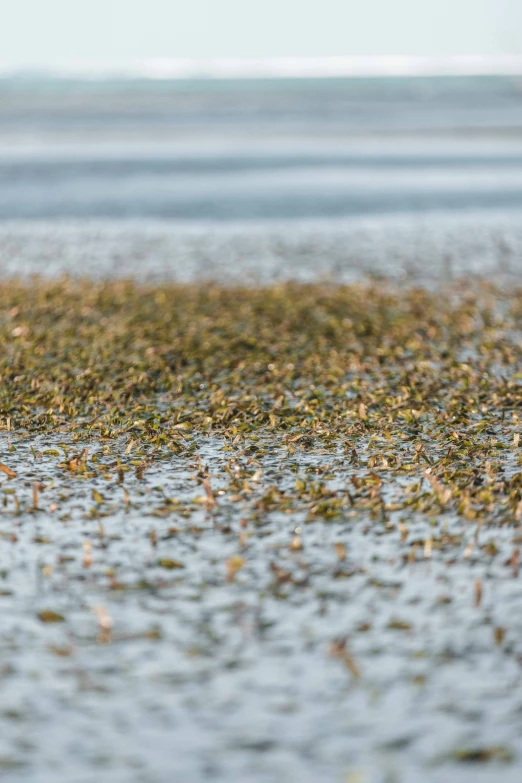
[38,610,65,623]
[1,277,522,531]
[158,558,185,570]
[451,746,514,764]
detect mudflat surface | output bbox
[1,279,522,782]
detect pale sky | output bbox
[2,0,522,69]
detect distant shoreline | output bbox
[2,55,522,81]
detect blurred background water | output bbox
[1,72,522,279]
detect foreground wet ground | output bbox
[1,278,522,782]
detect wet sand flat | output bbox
[1,278,522,781]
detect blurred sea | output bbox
[1,70,522,280]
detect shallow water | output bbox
[2,74,522,284]
[2,407,522,782]
[1,74,522,226]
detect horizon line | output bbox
[2,55,522,80]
